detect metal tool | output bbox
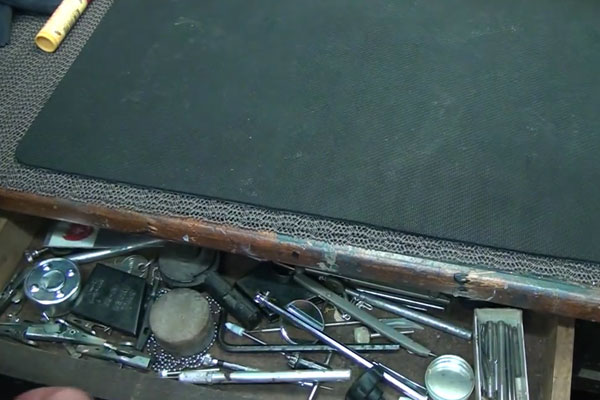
[346,288,472,341]
[223,320,402,353]
[135,270,161,350]
[65,238,166,264]
[111,255,151,277]
[169,369,351,385]
[24,322,107,346]
[353,326,414,344]
[307,353,333,400]
[355,287,445,311]
[1,239,165,316]
[159,244,261,329]
[199,354,259,372]
[255,293,428,400]
[75,344,151,369]
[281,299,325,345]
[0,267,32,316]
[293,273,432,357]
[477,318,527,400]
[425,355,474,400]
[0,322,38,346]
[162,356,332,390]
[287,353,330,371]
[62,315,112,336]
[24,258,81,317]
[249,317,423,333]
[24,247,50,263]
[275,262,449,306]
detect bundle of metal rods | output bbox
[479,321,525,400]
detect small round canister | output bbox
[425,355,474,400]
[149,289,214,357]
[24,258,81,317]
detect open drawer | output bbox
[0,212,575,400]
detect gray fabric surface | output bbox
[1,0,599,287]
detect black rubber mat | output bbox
[17,0,600,262]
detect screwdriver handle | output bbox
[203,270,261,329]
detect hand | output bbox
[15,387,91,400]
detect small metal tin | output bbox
[425,355,474,400]
[24,258,81,317]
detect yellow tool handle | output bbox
[35,0,89,53]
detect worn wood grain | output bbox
[540,317,575,400]
[1,188,599,321]
[0,212,41,286]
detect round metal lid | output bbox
[425,355,474,400]
[24,258,80,305]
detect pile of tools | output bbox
[474,310,529,400]
[0,223,530,400]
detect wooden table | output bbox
[1,188,599,322]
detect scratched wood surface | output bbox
[1,188,598,321]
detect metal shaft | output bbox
[355,287,445,311]
[249,318,422,333]
[308,353,332,400]
[224,322,401,352]
[497,322,507,400]
[346,288,472,340]
[294,273,432,357]
[255,293,428,400]
[179,369,351,385]
[24,248,50,263]
[201,354,259,372]
[223,322,332,390]
[65,238,165,264]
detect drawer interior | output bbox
[0,212,575,400]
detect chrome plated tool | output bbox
[75,344,151,369]
[354,287,445,311]
[65,238,166,264]
[248,317,423,333]
[346,288,472,341]
[293,273,432,357]
[307,353,333,400]
[0,322,38,346]
[199,354,259,372]
[24,322,107,346]
[255,293,428,400]
[223,321,402,353]
[169,369,351,385]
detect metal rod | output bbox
[287,353,330,371]
[294,273,432,357]
[307,353,332,400]
[223,322,333,390]
[65,238,166,264]
[178,369,351,385]
[254,293,428,400]
[200,354,259,372]
[24,248,50,263]
[248,317,423,333]
[276,263,449,305]
[497,322,507,400]
[355,287,445,311]
[225,322,268,345]
[346,288,472,341]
